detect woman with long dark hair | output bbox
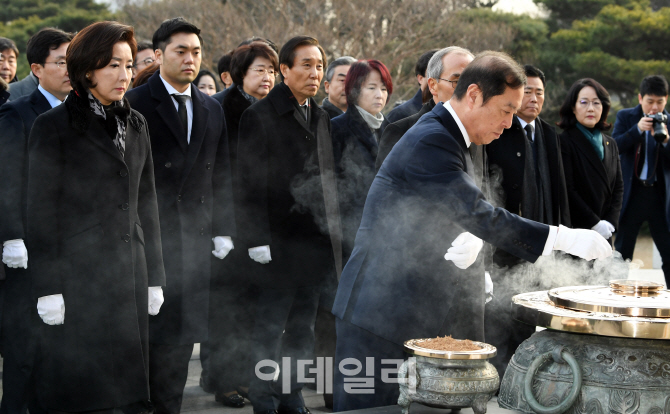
[26,21,165,412]
[557,78,623,241]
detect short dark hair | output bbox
[524,64,545,87]
[640,75,669,98]
[67,21,137,95]
[230,41,279,85]
[415,49,438,77]
[217,52,233,76]
[194,69,220,92]
[345,60,393,106]
[137,40,153,52]
[26,28,73,66]
[0,37,18,57]
[278,35,326,82]
[238,37,279,54]
[557,78,611,131]
[453,51,526,105]
[152,17,202,52]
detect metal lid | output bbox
[403,339,497,359]
[512,290,670,340]
[548,282,670,318]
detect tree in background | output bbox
[0,0,112,78]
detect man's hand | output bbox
[591,220,615,240]
[553,225,612,261]
[148,286,164,315]
[212,236,234,259]
[638,116,654,133]
[3,239,28,269]
[249,245,271,264]
[37,294,64,325]
[444,232,483,269]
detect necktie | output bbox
[172,94,189,142]
[646,131,657,183]
[524,124,533,143]
[301,103,309,120]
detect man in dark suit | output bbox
[378,49,437,135]
[236,35,342,414]
[321,56,356,119]
[211,53,233,105]
[484,64,571,379]
[376,46,473,171]
[613,75,670,285]
[0,38,18,85]
[125,18,236,414]
[0,27,72,414]
[331,52,613,412]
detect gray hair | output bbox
[325,56,357,82]
[425,46,474,80]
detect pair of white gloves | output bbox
[592,220,615,240]
[443,225,613,269]
[37,287,165,326]
[34,236,237,326]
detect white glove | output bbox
[148,286,164,316]
[212,236,234,259]
[485,271,493,304]
[553,224,613,261]
[591,220,615,240]
[3,239,28,269]
[249,245,271,264]
[443,232,483,269]
[37,294,64,325]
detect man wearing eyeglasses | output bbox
[483,64,570,380]
[0,27,73,414]
[376,46,473,171]
[132,40,156,82]
[613,75,670,287]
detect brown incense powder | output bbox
[419,336,481,351]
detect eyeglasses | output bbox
[134,57,155,68]
[438,77,458,87]
[577,99,602,109]
[43,61,67,69]
[249,67,275,77]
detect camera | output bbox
[645,112,668,143]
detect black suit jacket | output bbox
[379,88,423,135]
[376,100,435,172]
[559,126,624,230]
[332,103,550,345]
[126,71,235,344]
[0,88,51,243]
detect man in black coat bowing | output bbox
[125,18,235,414]
[236,35,342,414]
[331,52,613,411]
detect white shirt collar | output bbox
[38,84,64,108]
[159,74,192,98]
[444,100,471,148]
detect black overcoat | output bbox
[236,82,341,288]
[559,126,624,230]
[26,92,165,411]
[125,71,236,344]
[331,107,378,256]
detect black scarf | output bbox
[520,122,555,224]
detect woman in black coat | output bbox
[557,78,623,241]
[26,22,165,412]
[206,40,278,407]
[331,59,393,257]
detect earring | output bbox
[86,73,90,79]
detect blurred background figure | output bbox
[195,69,219,96]
[132,40,155,82]
[321,56,356,119]
[132,61,159,88]
[557,78,623,242]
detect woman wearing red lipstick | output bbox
[25,21,165,412]
[557,78,623,242]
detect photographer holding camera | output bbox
[613,75,670,286]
